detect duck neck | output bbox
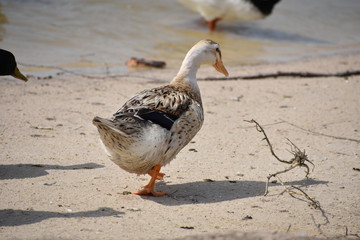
[171,53,201,94]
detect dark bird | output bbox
[0,49,28,82]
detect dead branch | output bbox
[287,185,320,209]
[245,119,314,195]
[125,57,166,68]
[246,119,329,225]
[275,176,322,211]
[200,70,360,81]
[245,119,288,164]
[246,119,291,164]
[245,119,316,202]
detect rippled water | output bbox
[1,0,360,75]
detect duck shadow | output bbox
[0,207,124,226]
[146,178,328,206]
[0,163,104,180]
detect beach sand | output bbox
[0,52,359,240]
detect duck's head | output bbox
[185,39,229,77]
[0,49,28,82]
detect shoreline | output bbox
[16,49,360,82]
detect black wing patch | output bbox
[139,110,179,131]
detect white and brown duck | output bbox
[93,39,228,196]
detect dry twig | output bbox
[246,119,330,228]
[200,70,360,81]
[245,119,316,202]
[275,176,320,210]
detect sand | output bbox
[0,52,359,240]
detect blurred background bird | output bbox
[178,0,281,31]
[0,49,28,82]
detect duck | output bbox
[93,39,228,196]
[178,0,281,31]
[0,49,28,82]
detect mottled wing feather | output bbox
[113,86,194,130]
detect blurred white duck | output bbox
[93,39,228,196]
[179,0,281,31]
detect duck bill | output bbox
[213,59,229,77]
[12,67,28,82]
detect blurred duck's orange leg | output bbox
[207,17,221,31]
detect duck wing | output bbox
[113,85,195,131]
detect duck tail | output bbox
[93,116,106,125]
[92,116,129,136]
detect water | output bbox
[1,0,360,76]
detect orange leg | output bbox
[207,17,221,31]
[148,169,165,180]
[133,165,167,196]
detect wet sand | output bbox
[0,52,359,240]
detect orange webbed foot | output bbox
[133,188,167,197]
[134,164,167,197]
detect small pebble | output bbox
[128,208,141,212]
[180,226,194,230]
[242,215,253,220]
